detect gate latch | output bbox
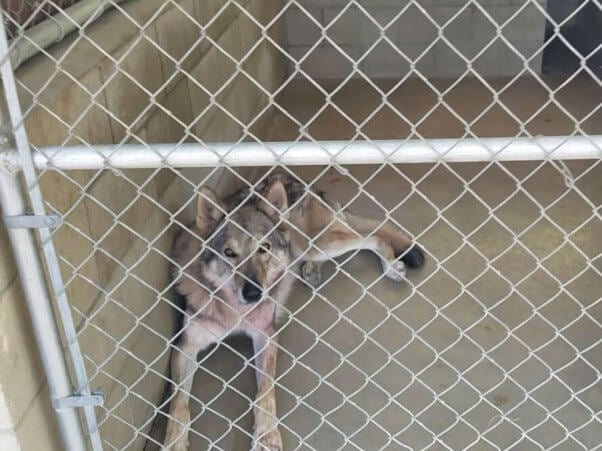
[3,213,61,229]
[53,393,104,410]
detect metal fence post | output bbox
[0,16,103,450]
[0,171,87,451]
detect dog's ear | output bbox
[259,179,288,220]
[196,186,225,235]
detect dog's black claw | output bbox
[397,245,425,269]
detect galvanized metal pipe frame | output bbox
[0,20,102,451]
[0,171,88,451]
[2,135,599,170]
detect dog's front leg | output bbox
[164,321,219,451]
[251,329,282,451]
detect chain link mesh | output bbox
[2,0,600,450]
[1,0,80,38]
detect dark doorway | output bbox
[543,0,602,75]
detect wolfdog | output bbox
[163,173,424,451]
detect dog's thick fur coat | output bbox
[163,174,424,450]
[226,174,424,286]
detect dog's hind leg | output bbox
[310,230,409,281]
[342,212,425,270]
[164,319,223,451]
[302,211,424,282]
[250,328,282,451]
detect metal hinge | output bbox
[3,213,61,229]
[53,393,104,410]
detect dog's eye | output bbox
[258,243,271,254]
[224,248,237,258]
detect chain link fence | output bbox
[1,0,600,450]
[1,0,81,38]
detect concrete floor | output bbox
[149,75,601,450]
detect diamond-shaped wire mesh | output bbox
[1,0,80,38]
[1,0,600,450]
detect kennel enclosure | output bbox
[0,0,600,450]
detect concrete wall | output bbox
[286,0,548,78]
[1,0,285,449]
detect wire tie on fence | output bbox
[333,163,350,177]
[556,160,575,188]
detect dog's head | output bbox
[195,180,291,304]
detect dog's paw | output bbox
[301,261,322,288]
[381,258,407,282]
[252,428,283,451]
[396,245,425,269]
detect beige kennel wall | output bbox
[0,0,285,449]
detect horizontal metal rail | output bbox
[3,135,601,170]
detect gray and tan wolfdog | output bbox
[163,173,424,451]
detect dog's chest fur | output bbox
[182,281,279,335]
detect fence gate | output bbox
[0,1,600,450]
